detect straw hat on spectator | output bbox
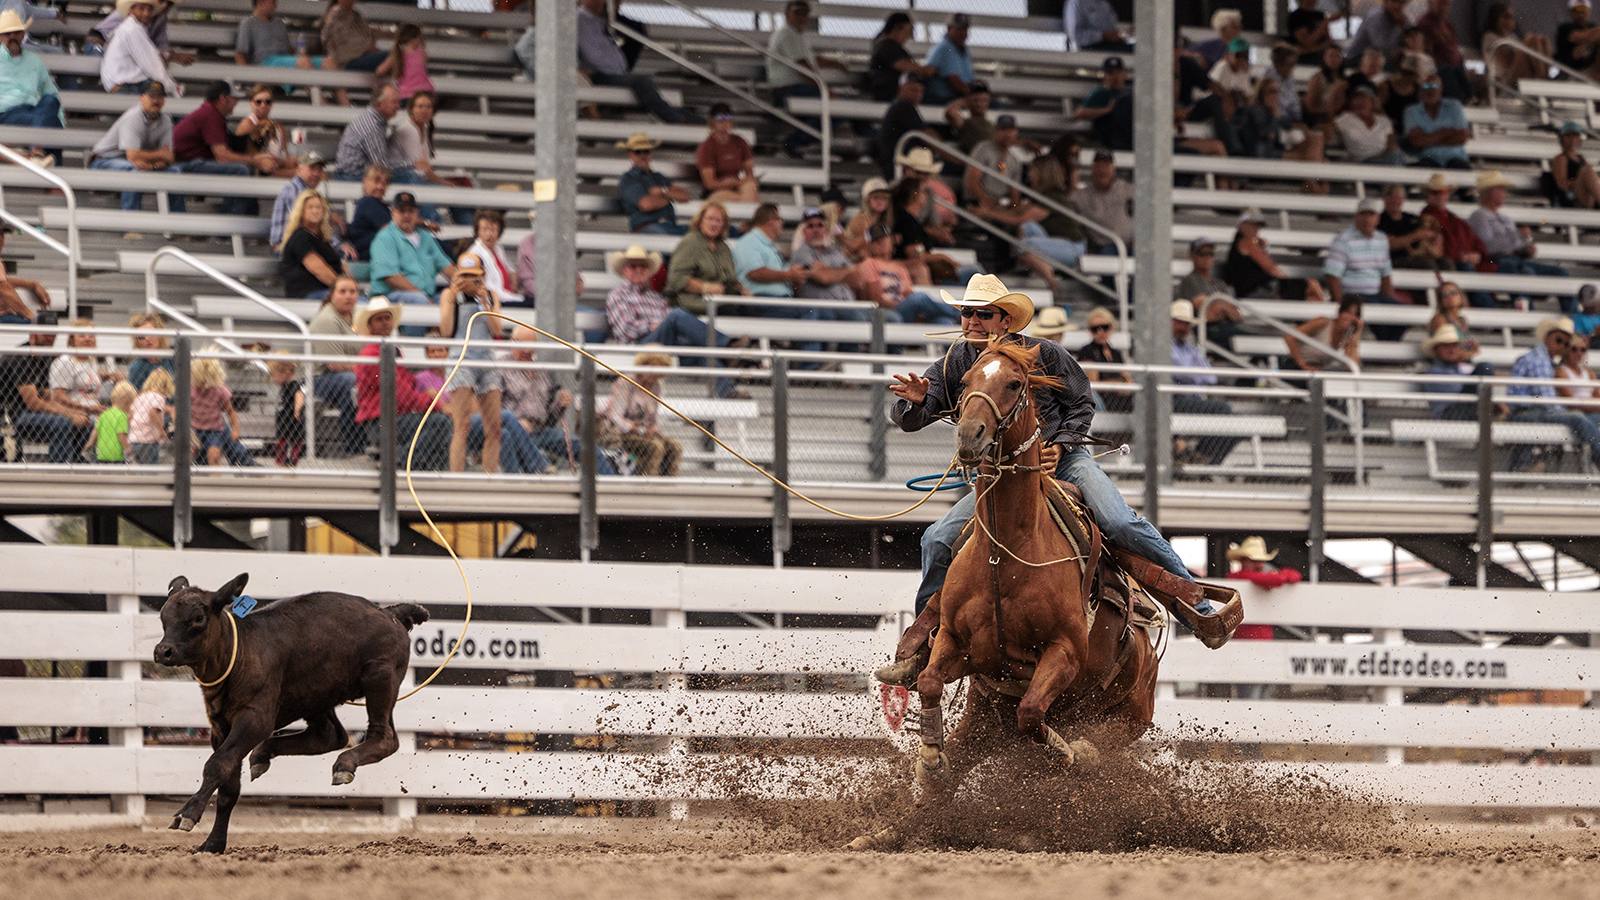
[116,0,155,16]
[615,133,661,152]
[1420,324,1467,357]
[607,244,663,278]
[894,147,944,175]
[1535,317,1575,344]
[860,177,891,202]
[354,296,402,334]
[1226,536,1277,562]
[1475,171,1514,193]
[0,10,32,33]
[1424,172,1451,193]
[940,273,1033,332]
[1027,306,1073,340]
[1169,299,1200,324]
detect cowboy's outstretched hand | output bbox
[891,373,929,404]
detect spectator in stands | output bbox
[377,23,433,101]
[345,164,391,261]
[320,0,386,73]
[88,81,173,213]
[171,81,274,215]
[88,0,193,66]
[875,73,935,180]
[499,326,615,473]
[944,79,995,154]
[1344,46,1386,101]
[235,0,315,69]
[1285,296,1363,375]
[733,202,806,303]
[353,296,450,470]
[1176,237,1245,351]
[1556,0,1600,81]
[1236,78,1330,185]
[1403,77,1470,169]
[1014,157,1087,302]
[271,151,328,250]
[235,85,296,178]
[894,148,957,247]
[764,1,850,156]
[841,177,892,261]
[1027,307,1072,347]
[49,319,112,424]
[1471,170,1572,312]
[577,0,696,124]
[0,228,49,325]
[1420,174,1497,309]
[0,12,60,167]
[463,209,521,307]
[667,202,743,315]
[1416,0,1473,104]
[1325,198,1405,341]
[1075,56,1132,151]
[1065,0,1131,53]
[437,252,504,474]
[101,0,179,96]
[793,205,856,305]
[266,355,305,466]
[387,90,457,224]
[125,312,170,390]
[1428,282,1475,337]
[333,83,403,181]
[599,350,680,477]
[1482,3,1554,90]
[966,114,1026,212]
[1556,332,1599,420]
[1075,306,1131,412]
[1287,0,1332,64]
[1222,208,1326,304]
[605,245,746,399]
[278,191,351,300]
[867,12,935,102]
[1209,38,1257,123]
[696,103,758,204]
[2,310,91,462]
[1345,0,1410,67]
[307,275,365,457]
[616,133,689,236]
[369,192,456,333]
[1262,44,1304,124]
[1303,45,1350,131]
[1381,52,1427,135]
[83,374,131,463]
[1546,122,1600,210]
[888,178,936,286]
[1336,86,1406,166]
[922,13,975,105]
[128,365,171,464]
[1575,284,1600,337]
[1507,317,1600,470]
[512,211,586,310]
[1169,299,1242,466]
[1420,323,1495,421]
[190,357,256,467]
[1194,10,1243,68]
[1377,183,1442,270]
[853,223,957,326]
[1075,151,1133,254]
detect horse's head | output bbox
[956,343,1057,468]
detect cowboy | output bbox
[604,243,746,399]
[100,0,180,96]
[1469,170,1572,311]
[1419,323,1498,421]
[876,275,1229,686]
[616,132,688,236]
[0,10,61,167]
[1506,317,1600,471]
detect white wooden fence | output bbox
[0,545,1597,826]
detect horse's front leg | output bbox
[914,631,971,793]
[1017,640,1097,768]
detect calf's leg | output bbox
[248,710,350,781]
[332,661,403,784]
[173,711,274,851]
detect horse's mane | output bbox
[983,340,1064,392]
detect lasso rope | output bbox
[195,610,238,687]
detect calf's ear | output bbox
[167,576,190,596]
[210,573,250,612]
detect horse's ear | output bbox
[211,573,248,611]
[167,576,190,596]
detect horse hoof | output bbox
[331,770,354,786]
[171,815,197,833]
[249,761,269,781]
[1067,739,1101,769]
[845,826,901,852]
[915,750,949,786]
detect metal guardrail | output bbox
[0,141,78,319]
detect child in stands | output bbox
[86,380,136,463]
[379,25,434,100]
[128,367,174,464]
[192,357,257,467]
[269,355,306,467]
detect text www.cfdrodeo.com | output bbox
[1289,650,1506,680]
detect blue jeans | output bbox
[195,428,258,466]
[1020,220,1087,271]
[1450,261,1498,309]
[90,156,146,211]
[588,70,688,124]
[369,412,450,470]
[344,51,388,73]
[529,426,618,475]
[894,291,960,325]
[12,410,89,463]
[312,370,364,455]
[1507,406,1600,470]
[0,94,62,159]
[168,159,256,215]
[913,446,1191,612]
[642,308,738,397]
[386,289,436,337]
[1493,256,1575,313]
[471,410,550,474]
[1172,393,1243,465]
[636,220,689,236]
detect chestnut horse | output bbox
[852,342,1159,849]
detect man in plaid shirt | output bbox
[1506,316,1600,471]
[604,245,748,398]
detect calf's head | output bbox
[154,573,249,668]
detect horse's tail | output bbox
[385,602,431,631]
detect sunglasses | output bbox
[630,149,653,155]
[1089,323,1112,333]
[1194,249,1214,257]
[252,98,273,105]
[960,308,1000,321]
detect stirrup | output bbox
[874,646,929,687]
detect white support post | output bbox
[108,592,146,820]
[1378,627,1405,765]
[661,607,689,820]
[383,666,418,822]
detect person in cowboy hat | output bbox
[1469,170,1573,311]
[1420,322,1500,421]
[1026,306,1073,344]
[1507,316,1600,471]
[616,133,689,236]
[100,0,179,96]
[0,9,61,166]
[604,244,749,399]
[349,296,450,470]
[1224,536,1298,694]
[877,274,1224,686]
[894,146,957,246]
[1169,298,1245,465]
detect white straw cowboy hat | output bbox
[1027,305,1073,339]
[1169,299,1200,324]
[1475,170,1514,192]
[607,244,663,278]
[1226,536,1278,562]
[1420,323,1468,357]
[353,296,403,334]
[1424,172,1451,192]
[0,10,32,33]
[894,147,944,175]
[1535,316,1576,344]
[941,273,1033,332]
[615,133,661,152]
[115,0,156,16]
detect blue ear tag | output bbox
[230,595,257,618]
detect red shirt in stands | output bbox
[355,342,437,423]
[1425,201,1491,269]
[171,100,228,163]
[1228,566,1302,640]
[1416,10,1464,68]
[694,134,753,182]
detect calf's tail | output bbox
[385,603,431,630]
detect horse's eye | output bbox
[1007,380,1023,392]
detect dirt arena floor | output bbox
[3,814,1599,900]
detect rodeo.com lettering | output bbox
[1289,650,1506,680]
[414,629,540,661]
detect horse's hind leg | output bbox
[332,659,403,785]
[248,711,349,781]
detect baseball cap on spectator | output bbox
[141,81,165,97]
[1356,197,1382,215]
[1189,237,1214,255]
[1562,121,1584,136]
[1238,207,1266,225]
[1102,56,1124,71]
[205,80,234,103]
[801,206,824,222]
[709,101,733,122]
[455,253,485,276]
[867,222,893,242]
[392,191,418,210]
[1092,150,1115,163]
[948,12,970,27]
[1578,284,1600,310]
[968,79,989,94]
[298,150,326,167]
[1227,37,1250,54]
[995,114,1018,130]
[860,177,891,201]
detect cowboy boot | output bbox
[874,594,940,687]
[1109,548,1244,650]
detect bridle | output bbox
[956,376,1043,479]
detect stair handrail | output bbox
[0,141,78,318]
